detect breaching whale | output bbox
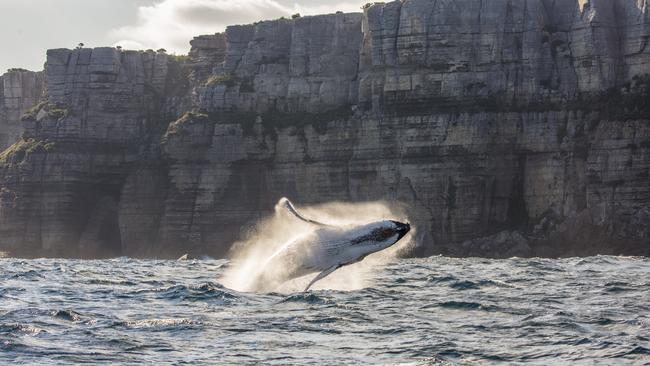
[253,198,410,291]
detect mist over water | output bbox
[2,256,650,364]
[220,198,414,293]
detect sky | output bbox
[0,0,363,73]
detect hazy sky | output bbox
[0,0,362,73]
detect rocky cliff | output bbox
[0,69,44,149]
[0,0,649,258]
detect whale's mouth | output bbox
[392,221,411,241]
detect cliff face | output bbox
[0,48,176,257]
[0,69,44,149]
[0,0,649,258]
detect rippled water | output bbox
[2,256,650,365]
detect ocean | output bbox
[1,256,649,365]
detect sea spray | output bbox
[219,198,414,292]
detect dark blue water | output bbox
[2,256,650,365]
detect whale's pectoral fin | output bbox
[280,197,329,226]
[304,264,340,291]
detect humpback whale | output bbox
[253,198,410,291]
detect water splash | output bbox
[219,198,414,293]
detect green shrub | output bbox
[0,138,56,164]
[21,101,48,121]
[20,102,70,121]
[6,68,29,73]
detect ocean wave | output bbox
[130,282,239,303]
[86,279,137,286]
[51,310,83,322]
[0,323,46,335]
[279,293,334,305]
[436,301,495,311]
[118,318,201,330]
[9,270,44,280]
[1,255,649,364]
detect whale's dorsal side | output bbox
[280,198,330,226]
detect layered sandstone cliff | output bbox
[0,0,648,258]
[0,48,176,257]
[0,69,44,149]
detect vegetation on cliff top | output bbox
[6,68,29,73]
[167,54,190,63]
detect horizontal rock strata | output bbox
[0,0,648,258]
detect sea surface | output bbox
[1,256,649,365]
